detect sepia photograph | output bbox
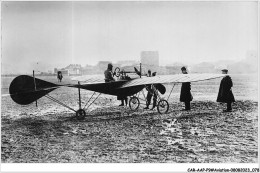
[1,1,258,172]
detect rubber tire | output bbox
[129,96,140,111]
[157,99,169,114]
[76,109,86,120]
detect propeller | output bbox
[114,67,142,77]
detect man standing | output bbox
[104,63,115,82]
[180,66,192,110]
[217,69,235,112]
[144,71,157,110]
[57,71,63,82]
[118,72,128,106]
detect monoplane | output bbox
[9,65,225,120]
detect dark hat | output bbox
[108,63,113,67]
[181,66,186,71]
[221,69,228,72]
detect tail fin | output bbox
[9,75,59,105]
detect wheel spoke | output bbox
[157,99,169,114]
[129,96,140,110]
[76,109,86,120]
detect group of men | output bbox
[179,66,235,112]
[104,63,235,112]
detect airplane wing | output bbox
[119,73,226,88]
[71,75,106,84]
[71,74,136,85]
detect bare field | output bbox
[1,74,258,163]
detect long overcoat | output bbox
[217,75,235,103]
[180,82,193,102]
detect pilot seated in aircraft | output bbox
[180,66,193,111]
[104,63,115,82]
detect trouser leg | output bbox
[152,93,157,108]
[227,102,232,110]
[146,93,152,107]
[185,101,190,110]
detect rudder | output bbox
[9,75,58,105]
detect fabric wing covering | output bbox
[119,74,226,88]
[71,75,106,84]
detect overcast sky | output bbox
[1,1,258,74]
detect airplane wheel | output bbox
[114,67,120,77]
[129,96,140,111]
[76,109,86,120]
[157,99,169,114]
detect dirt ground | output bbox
[1,74,258,163]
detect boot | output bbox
[150,102,156,110]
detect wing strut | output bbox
[167,84,176,101]
[33,70,38,107]
[78,81,82,109]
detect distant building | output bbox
[64,64,82,75]
[141,51,159,67]
[82,65,96,75]
[54,68,69,76]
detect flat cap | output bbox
[221,69,228,72]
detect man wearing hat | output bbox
[217,69,235,112]
[180,66,193,110]
[104,63,115,82]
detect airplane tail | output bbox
[9,75,59,105]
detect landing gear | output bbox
[76,109,86,120]
[129,96,140,111]
[157,99,169,114]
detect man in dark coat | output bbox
[57,71,63,82]
[217,69,235,112]
[180,66,193,110]
[104,63,115,82]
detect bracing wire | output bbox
[83,92,96,110]
[45,94,76,112]
[85,93,101,111]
